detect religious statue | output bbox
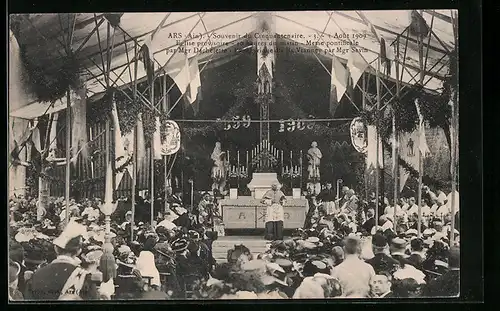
[211,142,227,194]
[261,183,286,241]
[306,141,322,195]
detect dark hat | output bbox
[188,230,200,240]
[291,252,309,263]
[372,233,388,248]
[171,238,189,253]
[410,238,424,251]
[302,259,328,277]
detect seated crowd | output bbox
[8,184,459,300]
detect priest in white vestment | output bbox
[261,183,286,241]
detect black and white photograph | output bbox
[8,11,460,300]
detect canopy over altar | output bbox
[10,11,454,119]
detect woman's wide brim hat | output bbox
[171,238,189,253]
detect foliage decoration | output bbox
[382,137,443,190]
[358,86,452,142]
[19,43,83,103]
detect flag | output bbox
[153,117,163,160]
[329,84,338,117]
[49,113,59,152]
[380,37,391,75]
[391,113,397,175]
[347,44,370,88]
[110,100,133,189]
[329,55,349,117]
[409,10,430,38]
[141,36,155,86]
[399,130,419,171]
[136,113,146,169]
[366,125,383,169]
[172,53,201,105]
[29,119,41,153]
[400,168,410,192]
[71,86,88,163]
[415,100,430,157]
[256,13,275,79]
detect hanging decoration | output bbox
[278,117,316,133]
[160,120,181,156]
[349,117,368,153]
[218,115,252,131]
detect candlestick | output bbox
[237,151,240,172]
[281,150,284,173]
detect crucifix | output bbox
[255,13,275,171]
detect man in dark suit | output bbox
[366,234,400,274]
[407,238,425,270]
[390,238,413,268]
[423,246,460,297]
[24,221,99,300]
[369,272,395,298]
[361,209,376,235]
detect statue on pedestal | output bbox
[306,141,322,195]
[211,142,227,194]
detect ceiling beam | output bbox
[333,11,451,55]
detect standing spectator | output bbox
[365,234,400,274]
[331,235,375,297]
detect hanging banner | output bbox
[350,117,368,153]
[366,125,383,169]
[160,120,181,156]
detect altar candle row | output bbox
[230,165,248,175]
[283,166,301,175]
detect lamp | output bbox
[99,162,117,282]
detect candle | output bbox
[290,150,293,173]
[281,150,284,172]
[237,151,240,172]
[246,151,249,172]
[227,150,230,163]
[267,141,270,150]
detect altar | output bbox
[220,171,308,230]
[220,196,308,229]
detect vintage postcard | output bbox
[8,10,459,300]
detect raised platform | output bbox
[220,196,308,230]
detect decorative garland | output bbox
[358,86,451,139]
[382,138,444,188]
[18,38,83,103]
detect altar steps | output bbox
[212,236,280,263]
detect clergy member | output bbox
[261,183,287,241]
